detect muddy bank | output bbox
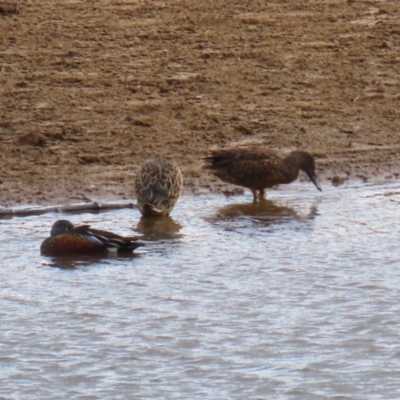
[1,0,399,206]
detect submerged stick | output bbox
[0,202,136,218]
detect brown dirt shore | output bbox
[1,0,400,207]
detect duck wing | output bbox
[204,148,279,168]
[204,148,287,187]
[73,225,143,252]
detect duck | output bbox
[135,156,183,217]
[203,147,321,201]
[40,219,143,256]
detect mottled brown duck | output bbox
[203,148,321,201]
[135,157,183,217]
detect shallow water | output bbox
[1,181,400,399]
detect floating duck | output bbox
[40,219,143,256]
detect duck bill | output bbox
[307,172,322,191]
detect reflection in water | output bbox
[210,198,319,226]
[133,216,183,240]
[42,253,142,269]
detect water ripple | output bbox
[1,182,400,399]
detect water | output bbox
[1,181,400,399]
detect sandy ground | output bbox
[1,0,400,207]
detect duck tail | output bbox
[203,153,233,170]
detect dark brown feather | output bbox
[204,147,320,200]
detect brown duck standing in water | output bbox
[135,157,183,217]
[203,148,321,201]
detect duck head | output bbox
[289,151,322,191]
[50,220,75,236]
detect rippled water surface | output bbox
[2,181,400,399]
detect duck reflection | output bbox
[43,252,141,270]
[210,198,318,226]
[133,216,183,241]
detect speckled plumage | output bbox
[135,157,183,217]
[40,220,143,256]
[203,147,321,201]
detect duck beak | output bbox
[307,171,322,191]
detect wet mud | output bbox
[1,0,399,206]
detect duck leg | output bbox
[251,188,258,202]
[259,189,266,201]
